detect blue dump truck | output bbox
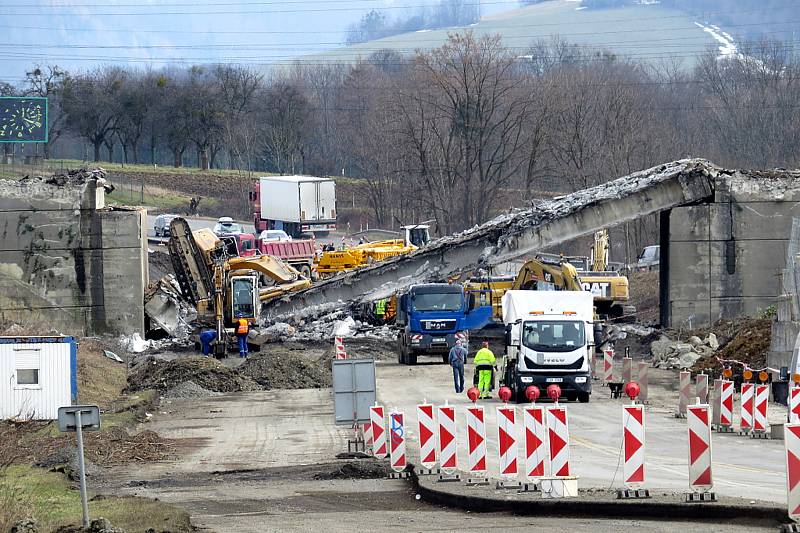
[396,283,494,365]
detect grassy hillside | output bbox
[304,0,717,65]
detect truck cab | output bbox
[401,224,431,248]
[501,290,594,403]
[396,283,493,365]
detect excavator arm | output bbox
[225,255,312,302]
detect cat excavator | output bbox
[167,217,311,356]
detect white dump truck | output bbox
[500,290,596,403]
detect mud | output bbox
[126,356,260,393]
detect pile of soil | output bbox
[238,352,332,389]
[148,249,175,281]
[126,356,259,393]
[83,427,177,467]
[312,460,389,480]
[627,270,660,325]
[691,318,772,373]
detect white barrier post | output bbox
[466,405,489,485]
[739,382,755,435]
[637,362,649,403]
[783,423,800,526]
[334,337,347,359]
[685,403,716,502]
[603,347,614,385]
[496,406,521,489]
[677,371,690,418]
[417,403,437,474]
[696,373,709,404]
[711,378,722,428]
[622,356,633,384]
[791,387,800,424]
[717,380,734,433]
[369,405,387,458]
[388,410,407,477]
[752,383,770,439]
[436,404,459,482]
[619,403,649,499]
[522,405,547,493]
[541,405,577,498]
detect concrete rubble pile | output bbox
[251,310,395,344]
[650,333,720,369]
[143,275,197,340]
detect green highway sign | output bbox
[0,97,48,143]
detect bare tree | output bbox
[24,65,68,159]
[259,81,311,174]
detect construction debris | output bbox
[20,167,114,193]
[238,351,332,389]
[126,356,260,393]
[651,334,718,369]
[143,276,196,339]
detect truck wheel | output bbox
[407,351,417,365]
[299,264,312,279]
[578,392,590,403]
[441,354,449,364]
[397,337,406,364]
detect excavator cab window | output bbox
[406,227,430,247]
[231,277,256,319]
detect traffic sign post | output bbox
[465,405,489,485]
[717,380,735,433]
[496,406,521,490]
[686,403,716,502]
[752,383,770,439]
[388,411,408,478]
[740,382,755,435]
[437,404,460,482]
[522,405,547,493]
[783,423,800,529]
[416,403,437,474]
[58,405,100,528]
[369,405,387,458]
[677,371,690,418]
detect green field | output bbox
[303,1,717,65]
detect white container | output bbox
[0,336,77,420]
[258,175,336,224]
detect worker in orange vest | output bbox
[236,318,249,358]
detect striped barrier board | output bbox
[711,379,722,427]
[466,406,488,474]
[437,405,458,472]
[753,384,769,436]
[791,387,800,425]
[696,373,709,404]
[524,406,548,481]
[622,357,633,384]
[497,406,518,477]
[637,362,649,402]
[389,411,406,472]
[547,406,570,477]
[677,371,691,417]
[740,383,754,433]
[603,348,614,385]
[623,405,646,489]
[719,380,734,430]
[370,405,387,458]
[417,404,437,469]
[784,423,800,521]
[687,404,713,492]
[334,336,347,359]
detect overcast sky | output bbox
[1,0,518,83]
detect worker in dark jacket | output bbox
[448,339,468,393]
[199,329,216,357]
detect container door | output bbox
[299,181,319,221]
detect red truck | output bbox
[221,233,316,279]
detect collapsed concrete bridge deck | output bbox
[265,159,721,322]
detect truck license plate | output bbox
[432,337,446,343]
[546,377,563,383]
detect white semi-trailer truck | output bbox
[501,290,595,403]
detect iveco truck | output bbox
[396,283,493,365]
[501,290,595,403]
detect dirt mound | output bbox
[238,352,332,389]
[691,318,772,373]
[628,270,660,325]
[127,356,259,393]
[312,460,389,480]
[148,249,175,281]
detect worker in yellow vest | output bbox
[237,318,250,358]
[473,341,496,399]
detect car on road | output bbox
[153,214,179,237]
[213,216,245,237]
[258,229,292,243]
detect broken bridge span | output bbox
[265,158,723,323]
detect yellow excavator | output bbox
[168,218,311,356]
[315,224,431,277]
[573,230,633,320]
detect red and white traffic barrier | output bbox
[678,371,691,417]
[466,405,488,475]
[547,406,570,477]
[623,404,646,489]
[334,336,347,359]
[740,383,754,434]
[687,404,713,494]
[711,379,722,428]
[437,405,458,471]
[753,383,770,436]
[364,421,373,448]
[370,405,387,458]
[719,380,734,430]
[417,404,436,469]
[603,347,614,385]
[622,356,633,384]
[784,423,800,520]
[497,406,518,477]
[523,406,548,481]
[389,411,406,472]
[637,362,649,403]
[791,387,800,424]
[696,373,709,404]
